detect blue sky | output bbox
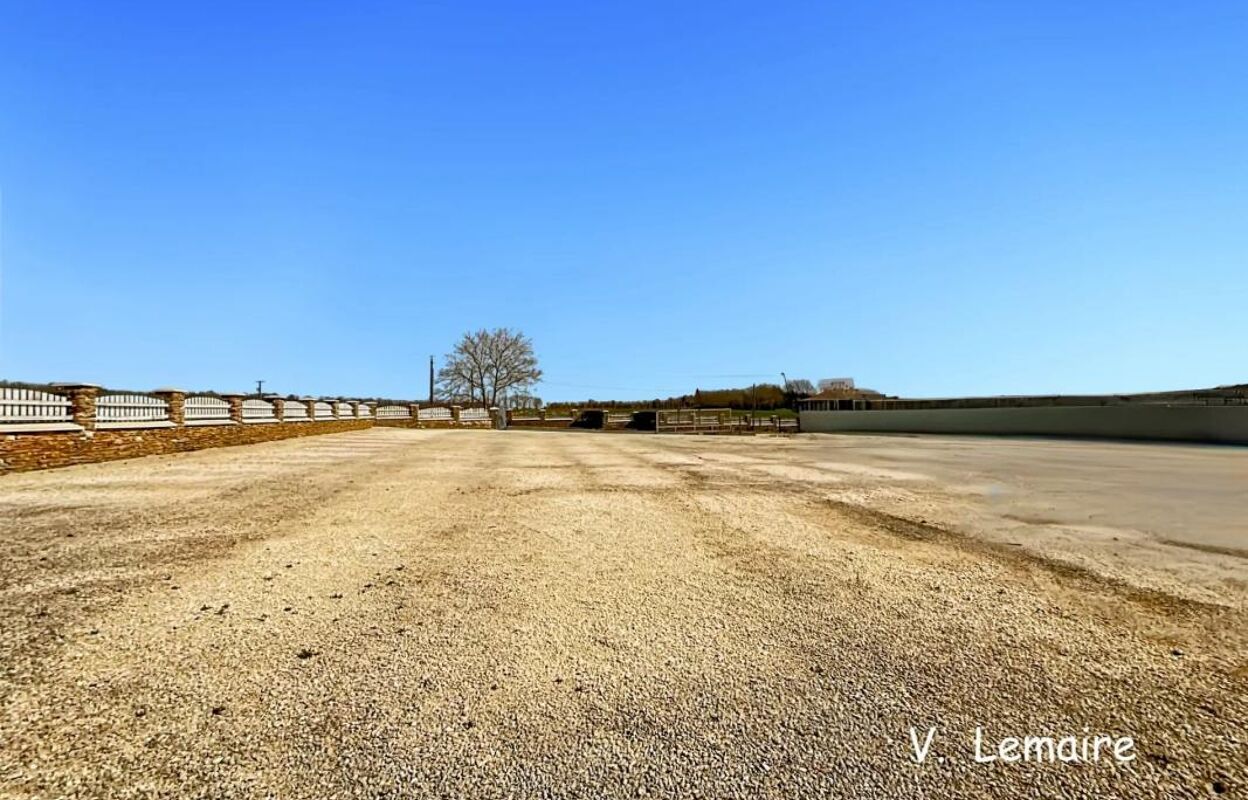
[2,1,1245,401]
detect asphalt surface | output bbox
[1,428,1244,798]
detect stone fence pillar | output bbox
[350,401,362,419]
[408,402,421,422]
[223,394,245,424]
[54,384,101,432]
[451,405,462,425]
[272,398,286,422]
[152,388,186,427]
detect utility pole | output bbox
[428,356,434,405]
[255,379,265,395]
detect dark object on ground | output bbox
[571,410,606,429]
[628,411,657,431]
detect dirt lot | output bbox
[1,428,1245,799]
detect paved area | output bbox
[1,428,1244,798]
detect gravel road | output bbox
[1,428,1244,798]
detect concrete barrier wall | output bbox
[799,405,1248,445]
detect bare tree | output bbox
[437,328,542,407]
[507,391,543,410]
[788,378,816,396]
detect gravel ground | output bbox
[1,428,1244,799]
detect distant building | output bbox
[818,377,855,392]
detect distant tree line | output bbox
[546,382,812,413]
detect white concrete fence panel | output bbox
[185,395,231,425]
[0,387,74,427]
[242,398,276,423]
[376,405,412,419]
[284,400,311,421]
[96,394,172,428]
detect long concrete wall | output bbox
[799,405,1248,445]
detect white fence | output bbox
[283,400,310,421]
[185,395,231,425]
[97,394,171,427]
[242,398,276,423]
[376,405,412,419]
[0,386,509,434]
[0,387,73,426]
[656,408,733,434]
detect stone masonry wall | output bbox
[0,419,372,472]
[0,385,502,473]
[374,420,491,429]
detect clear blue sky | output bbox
[2,1,1245,401]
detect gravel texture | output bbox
[1,428,1244,799]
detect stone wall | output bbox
[0,418,372,472]
[0,385,500,473]
[506,410,576,429]
[373,419,491,430]
[371,405,493,430]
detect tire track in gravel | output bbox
[610,433,1248,800]
[0,429,448,796]
[0,431,417,707]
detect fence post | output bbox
[539,409,547,422]
[351,400,361,419]
[409,402,421,423]
[152,388,186,427]
[223,394,245,424]
[54,384,101,433]
[272,397,286,422]
[451,405,462,425]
